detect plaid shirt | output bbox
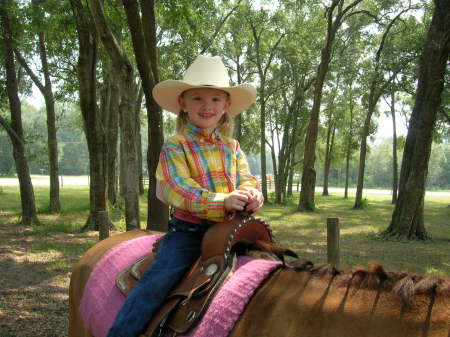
[156,123,259,222]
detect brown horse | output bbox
[69,230,450,337]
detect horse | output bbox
[69,229,450,337]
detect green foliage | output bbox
[1,0,448,212]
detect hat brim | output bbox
[152,80,256,116]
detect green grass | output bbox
[0,185,149,233]
[0,185,449,278]
[260,193,450,278]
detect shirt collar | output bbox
[183,123,222,141]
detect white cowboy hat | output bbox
[152,55,256,116]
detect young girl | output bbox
[107,55,263,337]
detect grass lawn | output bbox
[0,185,449,278]
[260,192,450,278]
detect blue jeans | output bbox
[106,218,209,337]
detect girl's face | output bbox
[178,88,230,135]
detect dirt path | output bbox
[0,224,97,337]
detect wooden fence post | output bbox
[327,217,340,267]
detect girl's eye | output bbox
[193,97,202,101]
[212,97,223,102]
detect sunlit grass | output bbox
[30,241,94,255]
[1,185,449,277]
[0,185,150,233]
[260,192,450,277]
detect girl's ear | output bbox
[178,95,185,110]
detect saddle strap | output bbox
[116,253,155,296]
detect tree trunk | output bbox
[123,0,168,231]
[38,30,61,214]
[344,143,351,199]
[353,101,375,209]
[118,77,140,230]
[390,90,398,204]
[258,83,268,201]
[383,0,449,240]
[343,88,356,200]
[286,158,295,198]
[233,57,243,142]
[0,3,39,226]
[135,84,144,196]
[101,76,119,207]
[70,0,111,238]
[322,124,335,196]
[275,91,299,204]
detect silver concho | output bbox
[205,263,218,276]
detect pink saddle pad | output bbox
[80,234,281,337]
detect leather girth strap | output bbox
[116,212,274,337]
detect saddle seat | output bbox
[116,212,274,337]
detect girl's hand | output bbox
[224,190,251,211]
[243,187,264,214]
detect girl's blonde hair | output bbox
[176,90,234,137]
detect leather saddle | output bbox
[116,212,275,337]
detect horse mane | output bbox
[289,259,450,303]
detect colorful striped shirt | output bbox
[156,123,259,222]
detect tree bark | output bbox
[69,0,111,237]
[344,111,353,200]
[322,123,335,196]
[135,84,144,196]
[383,0,449,240]
[344,144,351,199]
[100,75,119,207]
[353,100,376,209]
[122,0,168,231]
[344,88,355,200]
[39,30,61,213]
[0,3,39,226]
[390,90,398,204]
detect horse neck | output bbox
[230,268,450,337]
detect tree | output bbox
[353,5,414,209]
[386,89,399,203]
[122,0,168,231]
[0,1,39,226]
[69,0,111,238]
[89,0,140,231]
[221,7,257,145]
[100,67,120,207]
[14,0,61,213]
[383,0,450,240]
[247,5,287,201]
[321,80,340,197]
[298,0,364,211]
